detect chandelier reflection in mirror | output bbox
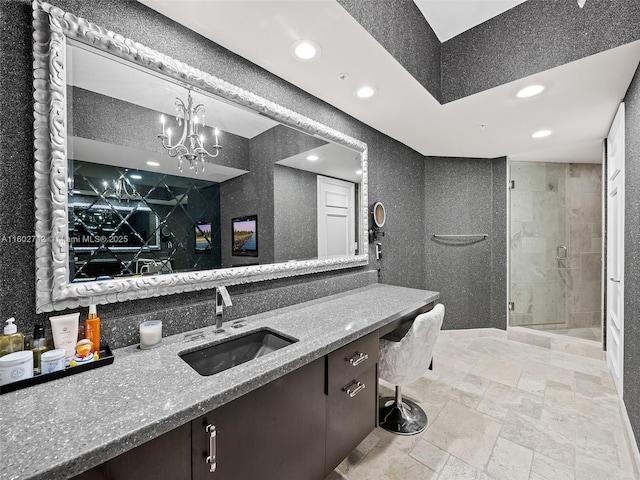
[158,89,222,174]
[109,175,142,203]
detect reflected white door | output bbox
[317,176,355,257]
[607,103,625,398]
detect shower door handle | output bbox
[556,246,567,260]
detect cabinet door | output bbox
[192,358,326,480]
[73,423,191,480]
[325,366,377,475]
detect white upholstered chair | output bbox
[378,303,445,435]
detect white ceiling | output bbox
[70,137,249,183]
[138,0,640,164]
[414,0,527,42]
[276,142,363,183]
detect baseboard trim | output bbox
[620,398,640,479]
[440,328,507,339]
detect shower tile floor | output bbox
[541,327,602,343]
[328,331,635,480]
[526,326,602,343]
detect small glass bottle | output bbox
[85,304,101,354]
[31,323,50,375]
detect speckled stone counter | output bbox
[0,284,438,480]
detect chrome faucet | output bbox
[214,286,233,333]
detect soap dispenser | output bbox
[0,318,25,358]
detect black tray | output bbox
[0,343,114,394]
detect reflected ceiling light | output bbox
[158,89,222,174]
[356,85,377,99]
[291,40,321,61]
[306,154,319,161]
[130,174,142,180]
[356,169,363,175]
[532,129,552,138]
[146,161,160,167]
[516,84,545,98]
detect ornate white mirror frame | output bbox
[32,1,368,313]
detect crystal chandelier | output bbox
[158,89,222,173]
[106,176,141,202]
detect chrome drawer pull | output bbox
[205,424,217,473]
[347,352,369,367]
[344,381,366,398]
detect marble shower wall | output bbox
[510,163,602,329]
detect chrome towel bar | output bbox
[432,234,488,238]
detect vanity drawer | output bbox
[325,366,377,474]
[327,332,378,390]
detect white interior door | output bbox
[607,103,625,398]
[317,176,355,258]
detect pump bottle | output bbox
[0,318,25,357]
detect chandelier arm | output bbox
[157,90,222,174]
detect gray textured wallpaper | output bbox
[337,0,441,102]
[624,65,640,446]
[273,165,318,263]
[424,157,507,330]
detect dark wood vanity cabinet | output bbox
[74,423,192,480]
[325,332,379,475]
[191,333,379,480]
[74,333,379,480]
[191,357,327,480]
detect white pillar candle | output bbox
[139,320,162,349]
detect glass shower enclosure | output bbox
[508,162,602,340]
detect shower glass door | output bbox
[509,163,568,328]
[509,162,602,336]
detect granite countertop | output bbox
[0,284,439,480]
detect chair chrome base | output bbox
[379,386,428,436]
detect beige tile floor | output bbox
[328,332,636,480]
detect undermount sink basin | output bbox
[179,329,298,376]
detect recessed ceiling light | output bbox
[290,40,321,61]
[146,161,160,167]
[130,174,142,180]
[516,85,545,98]
[356,86,377,99]
[306,154,319,161]
[532,129,552,138]
[356,169,363,175]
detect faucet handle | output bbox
[217,286,233,307]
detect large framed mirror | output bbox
[33,1,368,313]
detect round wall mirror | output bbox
[373,202,386,228]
